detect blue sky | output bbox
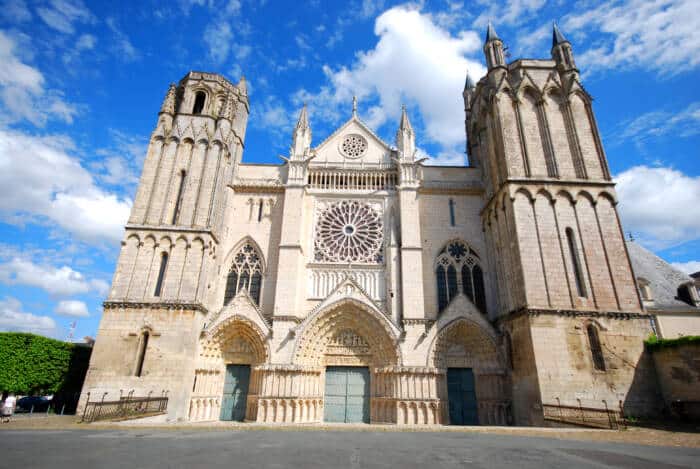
[0,0,698,341]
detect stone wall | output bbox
[78,306,204,421]
[651,341,700,419]
[528,313,660,419]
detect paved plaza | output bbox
[0,427,698,468]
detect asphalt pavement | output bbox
[0,428,698,468]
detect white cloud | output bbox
[472,0,547,28]
[671,260,700,275]
[55,300,89,317]
[36,0,95,35]
[564,0,700,75]
[616,165,700,249]
[297,6,486,153]
[0,297,58,337]
[0,31,78,126]
[0,0,31,22]
[0,258,108,297]
[105,18,140,61]
[204,21,234,64]
[76,33,97,50]
[612,101,700,146]
[0,128,131,245]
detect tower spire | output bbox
[552,22,568,47]
[485,21,500,43]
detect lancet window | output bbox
[435,240,487,314]
[224,242,263,306]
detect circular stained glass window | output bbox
[314,200,383,263]
[340,134,368,159]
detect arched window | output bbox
[435,240,487,314]
[134,330,149,377]
[566,227,586,297]
[192,91,206,115]
[224,242,263,306]
[448,199,456,227]
[586,324,605,371]
[172,170,186,224]
[154,252,168,297]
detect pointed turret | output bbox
[483,22,506,70]
[462,71,476,158]
[485,22,500,43]
[396,105,415,160]
[160,83,177,115]
[291,104,311,159]
[551,23,577,77]
[552,22,568,47]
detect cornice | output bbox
[103,300,208,314]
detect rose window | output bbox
[340,134,368,159]
[314,200,383,263]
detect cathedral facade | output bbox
[79,25,661,426]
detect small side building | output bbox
[627,241,700,338]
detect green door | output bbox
[324,366,370,423]
[220,364,250,421]
[447,368,478,425]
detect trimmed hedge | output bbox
[644,333,700,351]
[0,333,91,402]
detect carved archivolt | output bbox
[201,316,268,365]
[429,318,502,371]
[293,300,399,367]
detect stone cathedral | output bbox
[79,25,662,426]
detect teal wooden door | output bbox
[324,366,370,423]
[220,364,250,421]
[447,368,478,425]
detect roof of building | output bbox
[626,240,696,311]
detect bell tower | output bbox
[112,72,249,305]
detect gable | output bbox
[312,117,393,166]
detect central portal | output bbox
[324,366,370,423]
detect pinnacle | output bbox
[399,105,413,132]
[296,104,309,130]
[485,22,500,43]
[552,22,568,47]
[464,71,475,90]
[159,83,176,114]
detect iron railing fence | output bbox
[81,391,168,423]
[542,398,626,430]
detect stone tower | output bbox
[466,25,657,424]
[80,72,249,419]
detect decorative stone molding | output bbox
[103,300,207,314]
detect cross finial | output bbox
[352,96,358,116]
